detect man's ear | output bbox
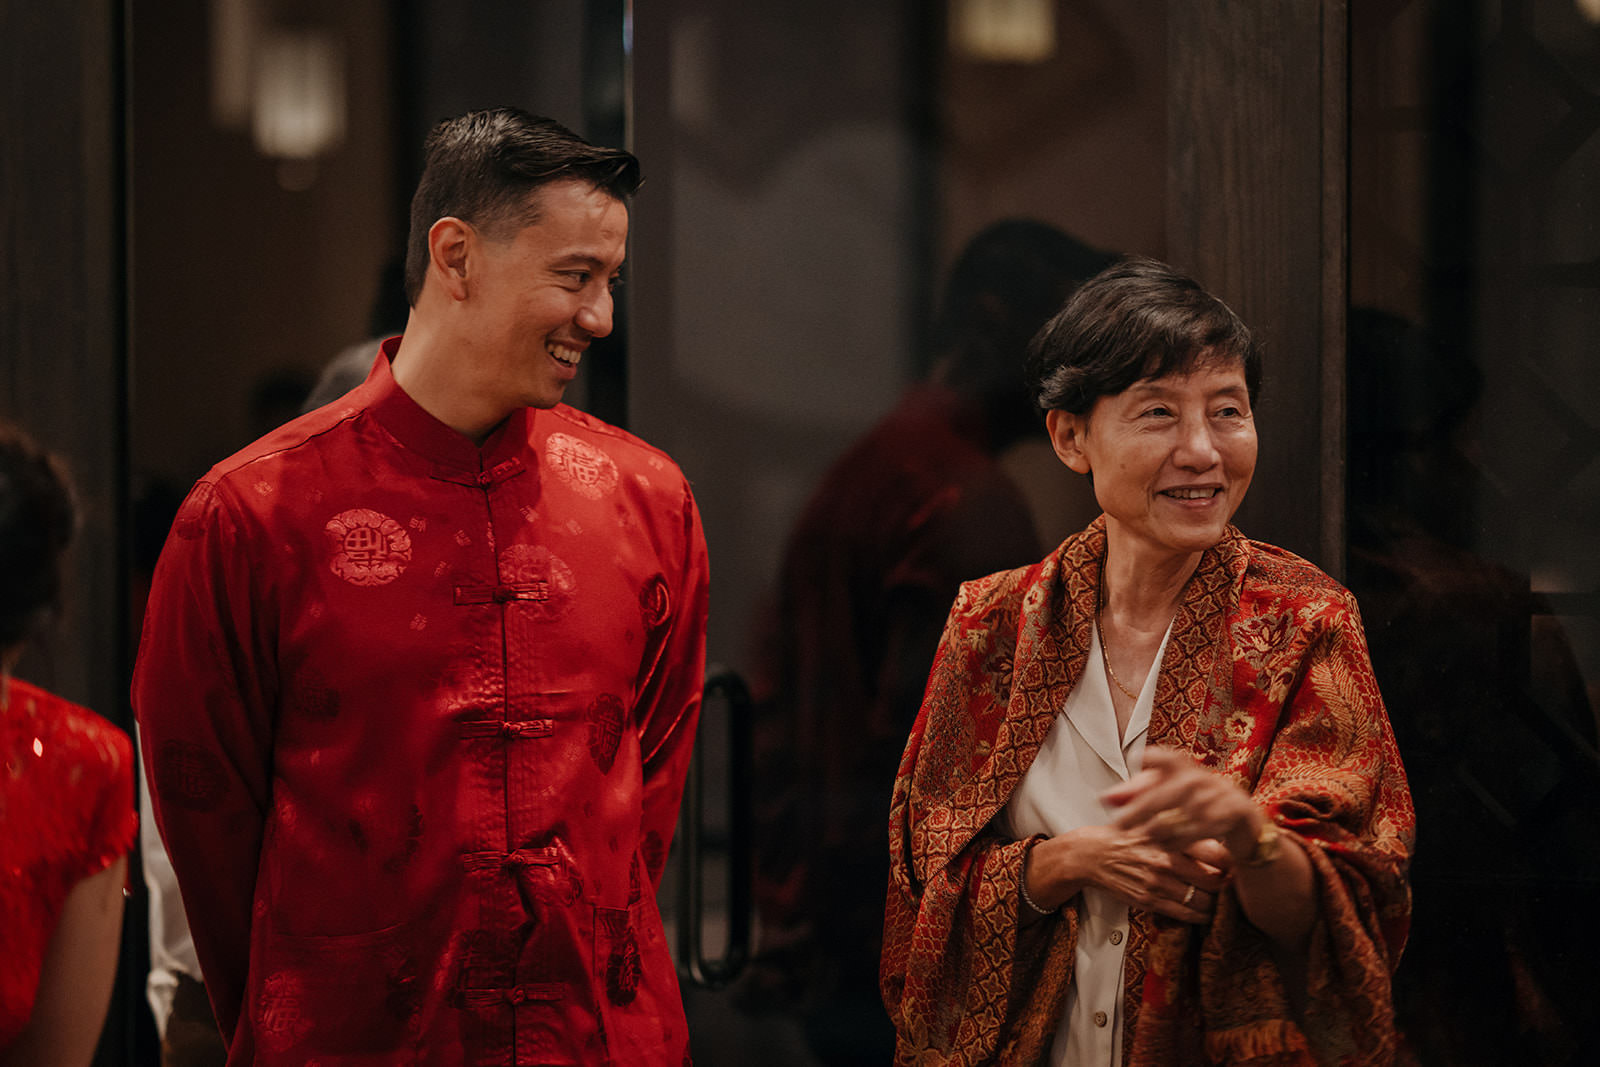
[426,217,473,302]
[1046,409,1093,475]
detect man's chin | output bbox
[524,384,571,410]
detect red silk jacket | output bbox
[882,519,1414,1065]
[134,346,709,1066]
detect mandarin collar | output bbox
[361,335,532,473]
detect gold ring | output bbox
[1182,884,1197,907]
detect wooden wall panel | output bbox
[1167,1,1348,573]
[0,0,127,719]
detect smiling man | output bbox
[134,109,709,1065]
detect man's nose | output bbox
[575,289,613,339]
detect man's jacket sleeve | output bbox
[133,479,277,1044]
[632,478,710,894]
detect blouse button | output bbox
[1093,1011,1108,1028]
[1109,929,1124,946]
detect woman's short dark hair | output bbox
[1025,256,1262,415]
[403,108,642,305]
[0,420,77,650]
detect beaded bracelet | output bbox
[1019,846,1056,917]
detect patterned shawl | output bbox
[881,519,1415,1065]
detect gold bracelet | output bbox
[1241,819,1282,868]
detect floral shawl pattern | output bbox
[881,519,1415,1065]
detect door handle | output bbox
[675,664,753,989]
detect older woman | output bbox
[0,419,137,1065]
[881,258,1414,1065]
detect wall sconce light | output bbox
[252,29,346,190]
[209,0,347,191]
[950,0,1057,64]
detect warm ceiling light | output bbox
[950,0,1057,64]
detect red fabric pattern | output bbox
[134,343,709,1065]
[882,518,1414,1065]
[0,677,137,1049]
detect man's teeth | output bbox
[1164,488,1218,499]
[548,345,582,367]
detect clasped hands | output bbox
[1024,747,1269,925]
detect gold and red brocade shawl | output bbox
[881,518,1415,1066]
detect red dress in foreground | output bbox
[0,676,137,1049]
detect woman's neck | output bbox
[1100,539,1201,633]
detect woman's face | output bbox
[1047,360,1257,563]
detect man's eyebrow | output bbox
[550,252,621,272]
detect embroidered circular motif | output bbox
[382,959,422,1024]
[296,683,341,722]
[324,509,412,586]
[499,544,577,620]
[155,739,230,812]
[605,926,642,1006]
[255,972,313,1052]
[523,835,585,906]
[545,432,619,500]
[639,573,671,630]
[381,804,425,874]
[586,694,626,773]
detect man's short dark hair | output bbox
[404,108,641,305]
[1025,256,1262,415]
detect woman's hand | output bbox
[1096,746,1318,951]
[1025,824,1229,925]
[1099,746,1266,864]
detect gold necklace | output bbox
[1096,597,1141,701]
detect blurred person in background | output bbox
[0,418,138,1064]
[1345,307,1600,1063]
[747,220,1114,1063]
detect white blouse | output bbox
[998,620,1173,1067]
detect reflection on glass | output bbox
[744,222,1112,1062]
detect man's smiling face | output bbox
[467,179,628,411]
